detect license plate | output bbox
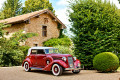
[70,64,73,67]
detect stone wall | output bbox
[4,13,60,47]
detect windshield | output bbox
[45,48,59,54]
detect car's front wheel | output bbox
[52,64,63,76]
[24,62,31,72]
[72,69,80,74]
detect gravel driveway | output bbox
[0,66,120,80]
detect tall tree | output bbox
[118,0,120,3]
[1,0,22,19]
[0,12,5,20]
[68,0,120,69]
[22,0,55,14]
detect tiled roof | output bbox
[0,9,66,29]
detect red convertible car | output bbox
[22,47,82,76]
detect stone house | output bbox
[0,9,66,47]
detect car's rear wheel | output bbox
[72,69,80,74]
[24,62,31,72]
[52,64,63,76]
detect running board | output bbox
[30,67,43,70]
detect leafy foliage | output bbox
[0,23,10,37]
[0,12,5,20]
[22,0,55,14]
[43,38,72,47]
[0,0,55,19]
[10,30,38,45]
[93,52,119,72]
[0,23,37,66]
[54,45,74,55]
[43,35,74,55]
[118,0,120,3]
[0,44,24,66]
[1,0,22,19]
[118,67,120,70]
[68,0,120,69]
[19,46,30,59]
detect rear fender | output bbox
[43,60,68,71]
[22,58,32,67]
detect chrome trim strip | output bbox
[30,67,43,70]
[65,67,81,70]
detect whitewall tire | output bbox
[24,62,31,72]
[52,64,63,76]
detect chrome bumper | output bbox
[65,67,82,70]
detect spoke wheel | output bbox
[52,64,63,76]
[24,62,31,72]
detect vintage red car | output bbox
[22,47,82,76]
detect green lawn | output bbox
[117,67,120,71]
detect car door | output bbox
[30,49,37,66]
[36,49,46,68]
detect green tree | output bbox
[43,37,72,47]
[118,0,120,3]
[22,0,55,14]
[0,12,5,20]
[0,23,10,37]
[68,0,120,69]
[0,23,37,66]
[1,0,22,19]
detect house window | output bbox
[44,18,48,24]
[34,44,38,47]
[42,26,47,37]
[25,19,30,24]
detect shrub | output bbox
[0,48,24,67]
[44,36,74,55]
[19,46,30,59]
[93,52,119,72]
[43,38,72,47]
[0,30,36,67]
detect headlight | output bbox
[77,63,81,67]
[62,57,66,62]
[73,57,77,61]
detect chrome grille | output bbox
[68,57,74,68]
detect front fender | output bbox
[74,59,81,67]
[53,60,69,68]
[43,60,68,71]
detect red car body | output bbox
[22,47,82,76]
